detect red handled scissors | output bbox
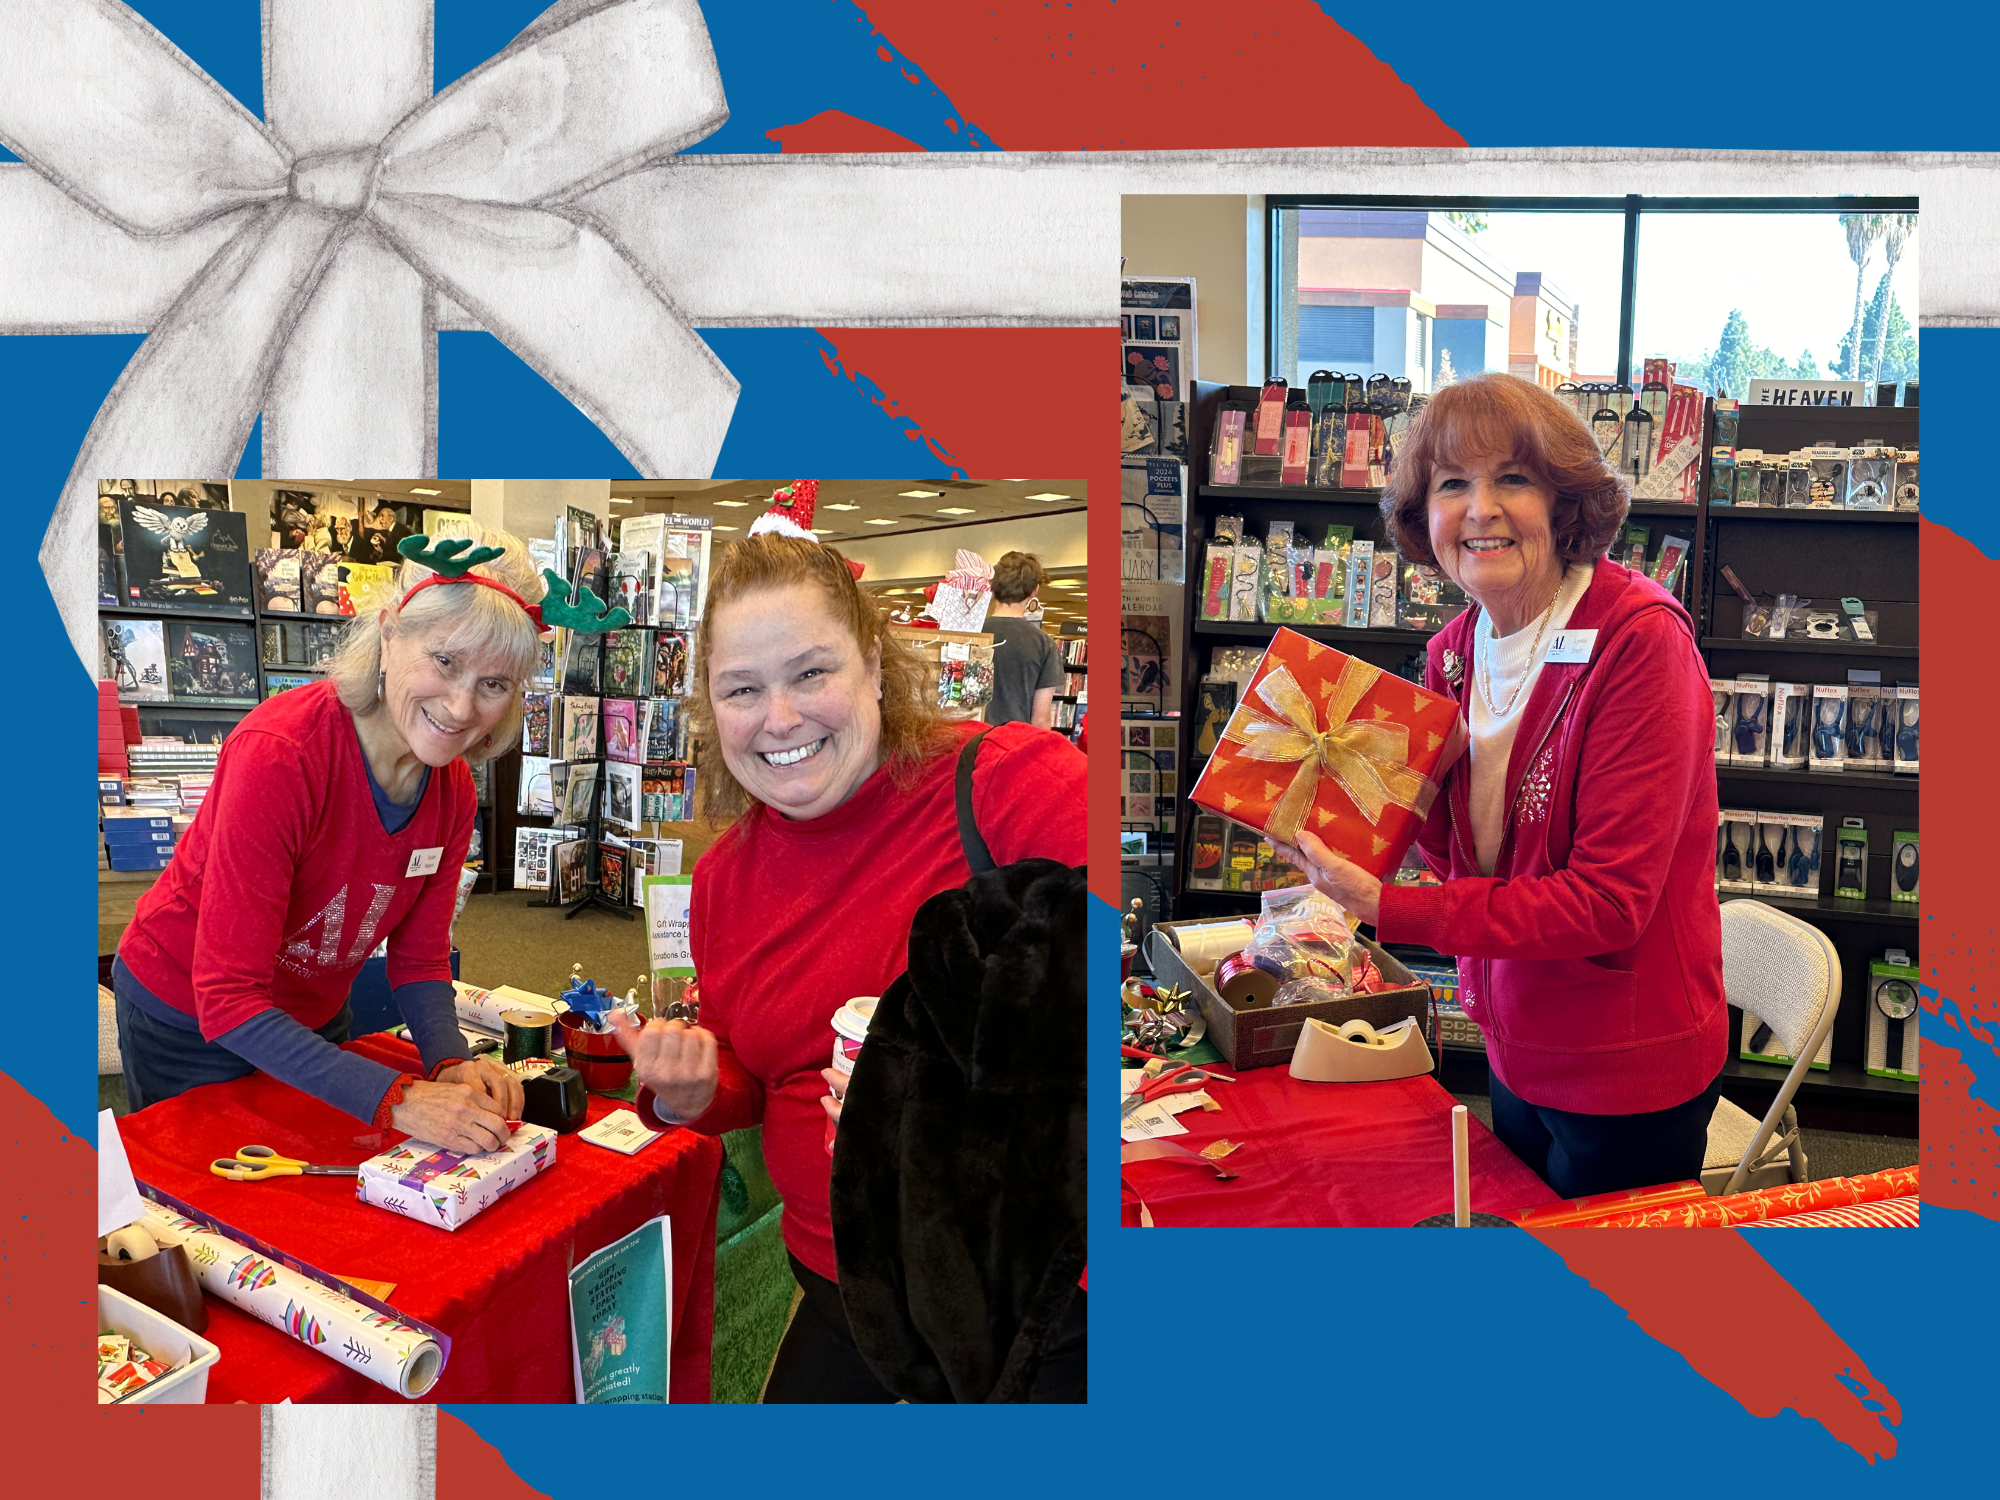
[1120,1062,1234,1118]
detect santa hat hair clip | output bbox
[748,480,864,579]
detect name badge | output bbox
[1544,629,1598,665]
[405,847,444,878]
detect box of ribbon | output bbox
[1188,629,1467,879]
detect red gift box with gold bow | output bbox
[1189,629,1467,879]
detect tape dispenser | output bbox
[1289,1015,1434,1083]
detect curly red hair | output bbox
[1382,374,1630,568]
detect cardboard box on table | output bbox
[1147,918,1433,1071]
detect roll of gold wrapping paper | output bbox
[142,1198,444,1397]
[1566,1166,1919,1229]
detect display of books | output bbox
[553,838,590,904]
[253,549,307,612]
[264,671,317,698]
[522,692,554,756]
[518,756,557,817]
[561,764,599,826]
[603,761,641,832]
[653,632,690,695]
[562,630,601,694]
[609,552,653,628]
[118,500,254,614]
[165,620,259,704]
[561,695,600,761]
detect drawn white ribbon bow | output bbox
[3,0,1106,669]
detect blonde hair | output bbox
[691,535,951,821]
[327,522,547,763]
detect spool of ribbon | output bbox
[1219,657,1442,846]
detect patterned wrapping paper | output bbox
[1187,628,1467,879]
[140,1191,447,1398]
[925,548,994,631]
[451,980,558,1035]
[1567,1166,1919,1228]
[357,1124,558,1232]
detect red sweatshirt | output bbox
[645,721,1086,1283]
[1376,561,1729,1115]
[119,679,474,1041]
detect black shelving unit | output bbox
[1170,381,1918,1120]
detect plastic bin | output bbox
[98,1283,219,1404]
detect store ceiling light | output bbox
[1048,579,1081,588]
[810,528,835,536]
[824,502,859,510]
[1025,492,1070,501]
[711,524,739,532]
[712,499,748,507]
[866,518,898,526]
[608,497,632,504]
[935,506,975,516]
[899,489,945,499]
[410,487,442,496]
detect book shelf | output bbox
[1173,380,1919,1118]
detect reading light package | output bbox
[1809,684,1849,773]
[1866,949,1920,1079]
[1845,680,1885,769]
[1718,808,1760,893]
[1833,819,1869,900]
[1771,682,1811,770]
[1890,829,1919,904]
[1729,676,1771,766]
[1892,449,1919,511]
[1805,447,1848,508]
[1890,684,1919,774]
[1709,678,1734,760]
[1846,444,1892,509]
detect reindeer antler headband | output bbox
[394,535,632,635]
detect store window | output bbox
[1631,212,1919,401]
[1272,200,1917,400]
[1273,206,1626,393]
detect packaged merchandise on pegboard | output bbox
[1865,949,1919,1079]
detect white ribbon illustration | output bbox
[2,0,1109,668]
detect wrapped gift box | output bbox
[357,1124,557,1232]
[1188,628,1466,879]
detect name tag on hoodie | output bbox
[1545,629,1598,665]
[405,847,444,877]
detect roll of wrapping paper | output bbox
[139,1187,450,1398]
[1166,919,1254,975]
[1505,1180,1710,1229]
[453,980,556,1036]
[1565,1166,1919,1229]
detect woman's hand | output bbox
[1273,830,1384,926]
[820,1066,849,1127]
[432,1057,525,1123]
[605,1011,719,1121]
[390,1079,514,1155]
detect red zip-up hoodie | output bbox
[1376,560,1728,1115]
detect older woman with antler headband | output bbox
[1278,374,1728,1200]
[110,527,612,1154]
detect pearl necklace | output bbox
[1478,566,1570,718]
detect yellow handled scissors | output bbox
[209,1144,357,1182]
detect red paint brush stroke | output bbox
[1919,518,1996,1213]
[1534,1230,1901,1463]
[855,0,1463,148]
[0,1069,259,1490]
[814,327,1120,905]
[767,109,924,151]
[441,1412,552,1500]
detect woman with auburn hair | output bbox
[1275,374,1728,1199]
[113,525,545,1153]
[610,483,1086,1402]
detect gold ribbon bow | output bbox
[1219,656,1441,846]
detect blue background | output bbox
[6,2,1989,1492]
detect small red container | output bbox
[558,1011,633,1093]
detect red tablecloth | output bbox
[117,1034,724,1403]
[1120,1064,1560,1227]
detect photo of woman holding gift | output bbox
[111,527,543,1153]
[1278,374,1728,1199]
[610,486,1087,1403]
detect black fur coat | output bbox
[830,857,1087,1402]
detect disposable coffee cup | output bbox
[829,997,877,1076]
[825,997,877,1155]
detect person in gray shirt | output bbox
[982,551,1066,728]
